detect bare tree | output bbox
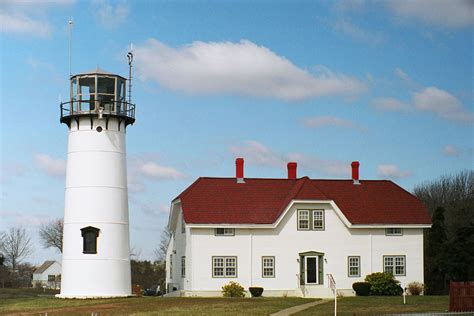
[154,226,171,262]
[39,218,63,253]
[414,170,473,237]
[0,227,33,272]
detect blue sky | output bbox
[1,0,473,264]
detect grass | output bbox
[0,288,315,315]
[295,295,449,316]
[0,289,449,315]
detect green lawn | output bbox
[0,288,314,315]
[0,289,449,316]
[295,295,449,316]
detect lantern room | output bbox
[60,68,135,127]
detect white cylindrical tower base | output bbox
[58,117,131,298]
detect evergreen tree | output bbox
[443,221,474,281]
[425,207,448,294]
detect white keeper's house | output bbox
[165,159,431,298]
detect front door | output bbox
[305,256,318,284]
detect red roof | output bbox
[178,177,431,225]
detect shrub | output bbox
[352,282,371,296]
[407,281,424,295]
[365,272,403,296]
[222,281,246,297]
[249,287,264,297]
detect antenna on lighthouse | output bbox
[127,44,133,104]
[68,18,74,77]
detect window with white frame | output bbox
[298,210,310,230]
[181,216,186,234]
[384,255,405,276]
[348,256,360,277]
[215,228,235,236]
[212,256,237,277]
[181,256,186,278]
[262,256,275,278]
[385,228,403,236]
[313,210,324,230]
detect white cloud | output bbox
[127,174,146,193]
[413,87,474,123]
[92,0,129,29]
[377,164,412,179]
[443,145,460,157]
[332,19,385,45]
[229,141,286,167]
[386,0,474,28]
[371,97,410,111]
[0,12,51,37]
[288,153,351,177]
[137,161,186,180]
[229,140,351,177]
[394,67,410,82]
[133,39,368,101]
[139,203,170,217]
[0,0,74,38]
[301,115,366,131]
[34,154,66,178]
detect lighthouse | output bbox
[58,66,135,298]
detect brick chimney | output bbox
[236,158,244,183]
[287,162,297,179]
[351,161,360,185]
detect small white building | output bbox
[165,159,431,298]
[33,261,62,289]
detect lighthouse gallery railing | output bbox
[60,100,135,124]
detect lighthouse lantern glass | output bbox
[97,76,115,111]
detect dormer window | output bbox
[298,209,325,230]
[81,226,100,254]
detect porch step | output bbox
[297,286,334,298]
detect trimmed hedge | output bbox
[249,287,264,297]
[352,282,371,296]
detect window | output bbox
[169,254,173,279]
[386,228,403,236]
[298,210,325,230]
[313,210,324,230]
[215,228,235,236]
[80,226,99,254]
[48,275,55,282]
[348,256,360,277]
[384,255,406,276]
[212,256,237,277]
[181,216,186,234]
[181,256,186,278]
[262,256,275,278]
[298,210,310,230]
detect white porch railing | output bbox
[327,274,337,316]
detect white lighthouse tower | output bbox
[58,64,135,298]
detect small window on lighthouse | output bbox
[80,226,100,254]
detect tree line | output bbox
[414,170,474,294]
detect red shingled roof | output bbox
[178,177,431,225]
